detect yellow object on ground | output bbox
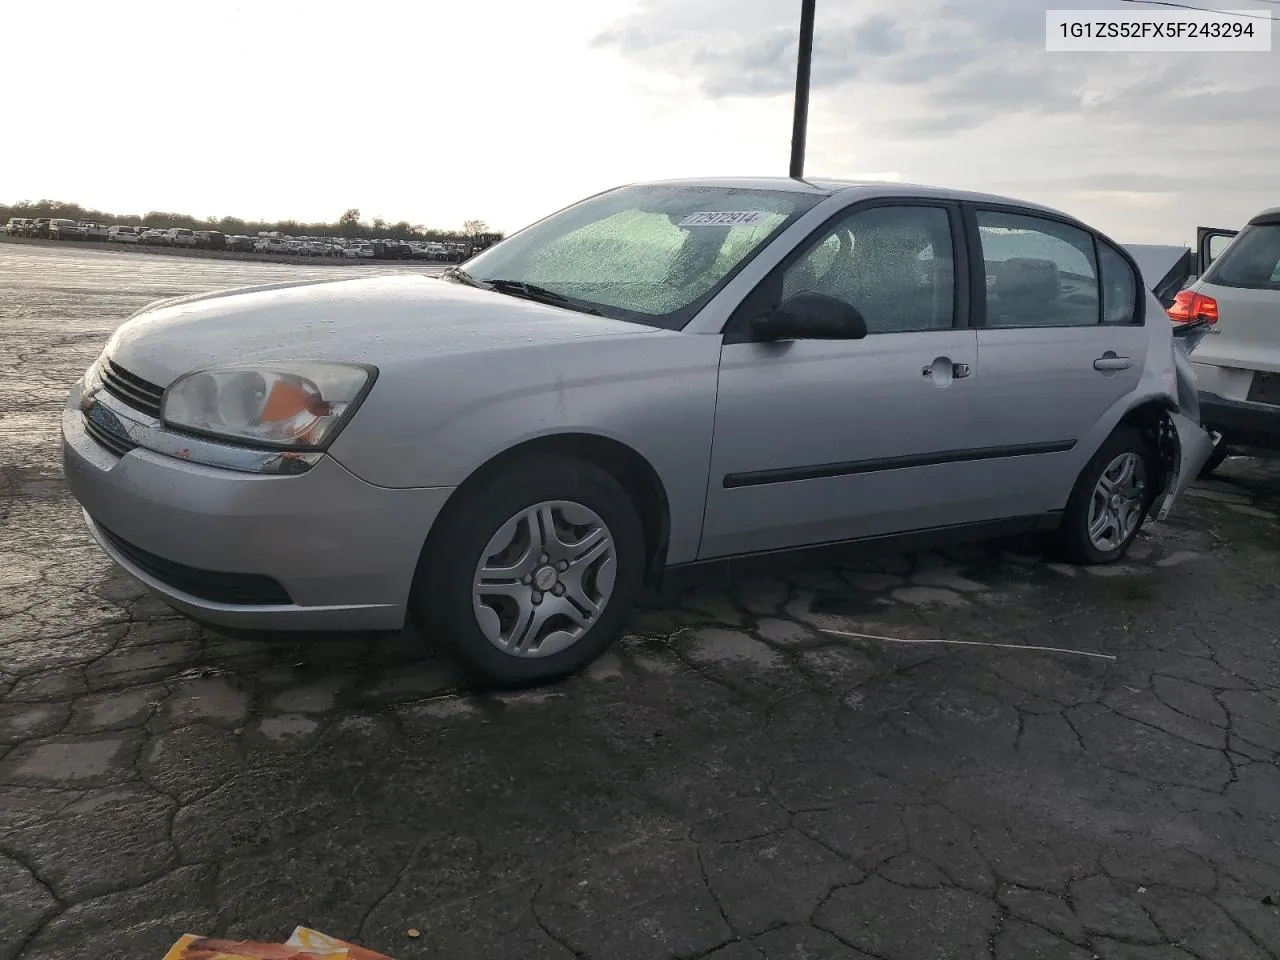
[160,929,394,960]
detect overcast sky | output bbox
[2,0,1276,241]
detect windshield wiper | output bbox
[483,279,603,316]
[441,266,490,289]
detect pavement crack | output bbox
[1097,700,1227,755]
[354,839,423,942]
[653,631,760,703]
[209,860,228,936]
[809,911,895,960]
[528,881,590,959]
[1211,689,1244,796]
[695,842,739,937]
[0,843,66,914]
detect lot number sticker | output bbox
[678,211,772,228]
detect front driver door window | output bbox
[781,205,956,334]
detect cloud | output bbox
[593,0,1280,240]
[694,27,802,97]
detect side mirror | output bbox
[751,292,868,342]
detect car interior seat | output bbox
[989,257,1061,326]
[842,236,938,332]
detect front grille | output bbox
[96,522,293,605]
[83,413,137,457]
[101,359,165,418]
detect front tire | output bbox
[1055,426,1158,565]
[413,456,645,688]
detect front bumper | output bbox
[62,387,455,631]
[1198,391,1280,450]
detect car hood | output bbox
[103,274,655,387]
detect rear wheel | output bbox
[1055,427,1158,565]
[413,456,645,688]
[1199,434,1230,478]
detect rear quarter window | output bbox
[1203,224,1280,290]
[1098,240,1142,325]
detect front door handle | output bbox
[922,360,972,379]
[1093,353,1132,371]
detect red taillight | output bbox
[1168,290,1218,325]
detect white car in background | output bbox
[343,242,374,259]
[1170,207,1280,474]
[82,222,109,241]
[252,237,289,254]
[109,225,141,244]
[166,228,197,248]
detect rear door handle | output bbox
[1093,354,1132,371]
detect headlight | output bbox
[161,361,375,449]
[83,356,104,394]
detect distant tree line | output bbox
[0,199,503,245]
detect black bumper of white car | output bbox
[1199,391,1280,450]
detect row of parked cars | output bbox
[4,217,468,261]
[247,235,464,261]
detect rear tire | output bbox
[1054,426,1158,565]
[413,456,645,688]
[1199,437,1230,478]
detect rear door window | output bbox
[1203,224,1280,290]
[976,210,1100,327]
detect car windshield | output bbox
[1204,223,1280,290]
[459,183,823,329]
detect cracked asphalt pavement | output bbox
[2,242,1279,960]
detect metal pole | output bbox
[789,0,817,179]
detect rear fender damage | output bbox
[1152,325,1215,521]
[1154,409,1214,521]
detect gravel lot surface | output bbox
[2,243,1278,960]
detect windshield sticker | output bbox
[678,211,773,228]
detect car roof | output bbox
[633,176,1081,223]
[1248,206,1280,226]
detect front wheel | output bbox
[413,457,645,688]
[1055,427,1158,565]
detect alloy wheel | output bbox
[1087,452,1147,552]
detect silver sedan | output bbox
[62,178,1212,685]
